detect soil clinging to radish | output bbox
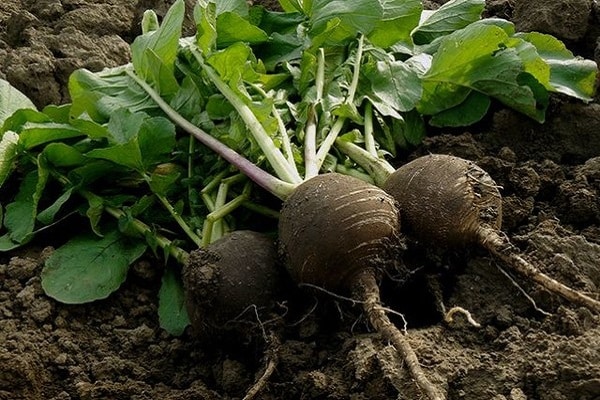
[182,230,285,338]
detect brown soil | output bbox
[1,1,600,399]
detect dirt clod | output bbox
[512,0,592,41]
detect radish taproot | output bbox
[382,154,600,313]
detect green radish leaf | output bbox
[215,0,249,16]
[2,171,39,245]
[368,0,422,48]
[142,49,181,99]
[242,68,290,92]
[0,234,21,251]
[158,267,191,336]
[363,58,423,117]
[106,109,147,145]
[397,110,426,146]
[249,5,305,69]
[138,117,177,168]
[2,108,50,134]
[18,122,84,150]
[207,42,254,84]
[148,171,180,196]
[170,76,206,120]
[35,155,51,209]
[412,0,485,45]
[41,230,147,304]
[87,114,175,172]
[294,51,318,96]
[86,140,144,172]
[412,18,515,55]
[216,12,269,47]
[206,94,235,119]
[69,66,158,121]
[43,143,86,167]
[414,17,514,56]
[515,32,598,101]
[116,209,142,238]
[37,188,75,225]
[477,17,515,35]
[507,36,551,89]
[429,90,491,127]
[419,24,547,122]
[146,232,161,260]
[253,7,305,35]
[70,117,111,140]
[0,79,36,127]
[42,104,71,123]
[141,9,160,34]
[85,193,105,237]
[306,17,341,50]
[377,110,425,149]
[194,0,218,54]
[333,103,363,123]
[129,194,155,217]
[68,160,124,187]
[131,0,184,84]
[309,0,382,43]
[277,0,303,13]
[256,31,304,70]
[0,131,19,188]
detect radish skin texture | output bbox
[383,154,502,247]
[182,230,283,337]
[278,173,402,292]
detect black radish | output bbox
[182,230,286,400]
[278,173,401,291]
[279,173,445,400]
[182,230,284,337]
[383,154,600,313]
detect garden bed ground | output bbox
[1,0,600,399]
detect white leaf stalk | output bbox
[314,34,365,172]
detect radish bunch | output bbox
[130,37,446,400]
[2,2,597,399]
[119,2,598,399]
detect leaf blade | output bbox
[41,230,147,304]
[0,131,19,188]
[419,24,548,122]
[412,0,485,45]
[158,267,191,336]
[0,79,36,127]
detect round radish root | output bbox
[182,230,284,337]
[383,154,600,313]
[278,173,401,292]
[383,153,502,247]
[279,173,445,400]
